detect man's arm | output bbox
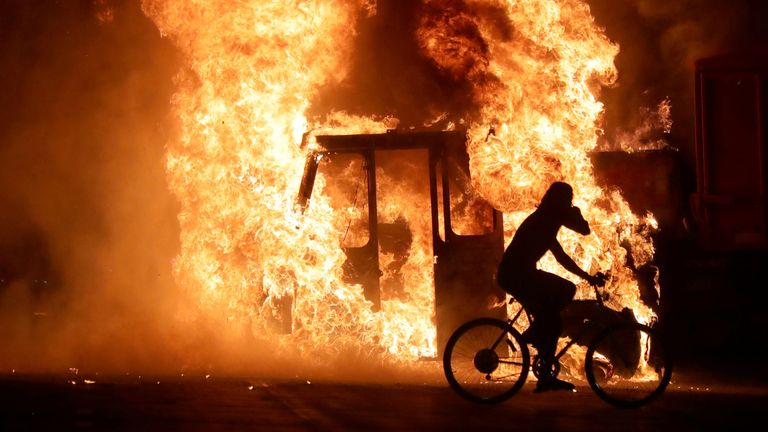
[550,240,591,280]
[563,206,590,235]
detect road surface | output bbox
[1,371,766,431]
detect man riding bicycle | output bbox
[496,181,605,393]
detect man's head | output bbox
[540,181,590,235]
[539,182,573,212]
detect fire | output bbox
[142,0,660,371]
[612,97,674,152]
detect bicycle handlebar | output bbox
[590,271,609,306]
[590,271,608,287]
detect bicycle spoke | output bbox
[498,360,525,366]
[443,318,530,404]
[585,323,672,408]
[488,372,523,381]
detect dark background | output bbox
[1,0,767,378]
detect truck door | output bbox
[432,139,507,358]
[298,149,381,310]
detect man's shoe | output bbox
[534,378,575,393]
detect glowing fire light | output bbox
[142,0,660,371]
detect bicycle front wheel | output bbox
[443,318,530,404]
[585,322,672,408]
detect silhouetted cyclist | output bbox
[497,181,605,393]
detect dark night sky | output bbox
[0,0,766,372]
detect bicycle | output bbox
[442,273,673,408]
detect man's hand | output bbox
[587,272,607,287]
[563,206,590,235]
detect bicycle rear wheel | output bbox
[585,322,672,408]
[443,318,530,404]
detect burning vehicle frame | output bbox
[297,130,507,355]
[295,130,650,361]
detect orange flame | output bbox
[142,0,660,371]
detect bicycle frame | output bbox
[504,282,618,362]
[504,303,581,362]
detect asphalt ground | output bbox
[1,368,766,432]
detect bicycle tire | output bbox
[443,318,530,404]
[585,322,672,408]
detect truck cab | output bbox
[297,130,506,356]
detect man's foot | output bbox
[534,377,575,393]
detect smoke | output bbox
[0,0,441,382]
[588,0,766,158]
[309,0,497,129]
[0,0,186,373]
[311,0,768,157]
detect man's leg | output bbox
[531,271,577,392]
[529,271,575,359]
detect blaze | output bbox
[142,0,660,371]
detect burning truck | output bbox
[142,0,664,368]
[296,130,506,356]
[295,129,657,363]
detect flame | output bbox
[142,0,662,374]
[416,0,657,321]
[611,97,674,152]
